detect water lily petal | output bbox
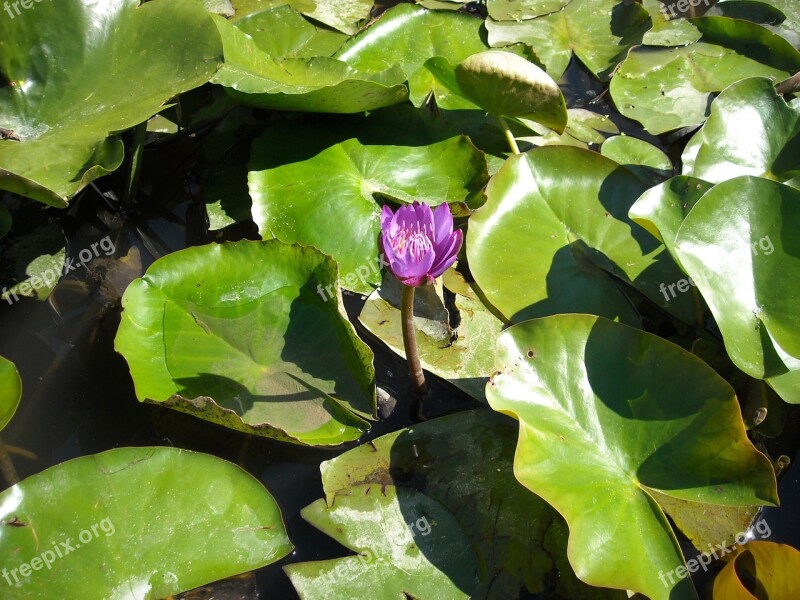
[431,202,454,248]
[380,204,395,232]
[428,229,462,278]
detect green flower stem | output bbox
[498,116,521,155]
[401,284,428,396]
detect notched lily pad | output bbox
[488,314,779,600]
[114,240,376,446]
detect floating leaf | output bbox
[486,0,652,82]
[210,14,407,113]
[610,17,800,134]
[114,240,376,446]
[713,541,800,599]
[0,0,224,205]
[425,50,568,132]
[682,77,800,184]
[673,176,800,403]
[0,447,292,598]
[249,136,488,294]
[467,147,695,325]
[335,4,489,108]
[301,410,626,599]
[285,484,479,599]
[0,355,21,432]
[520,108,619,148]
[601,135,673,184]
[487,314,779,600]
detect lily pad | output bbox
[681,77,800,184]
[712,541,800,599]
[425,50,568,132]
[210,14,408,113]
[467,146,696,325]
[0,447,292,598]
[673,176,800,403]
[0,0,224,206]
[359,272,504,402]
[486,0,652,82]
[609,16,800,134]
[114,240,376,446]
[249,136,488,294]
[601,135,673,183]
[335,4,489,108]
[520,108,619,148]
[304,410,627,599]
[288,0,372,35]
[487,314,779,600]
[0,355,21,432]
[285,484,479,599]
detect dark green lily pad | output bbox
[0,0,224,206]
[601,135,673,183]
[114,240,376,446]
[488,314,779,600]
[304,410,627,599]
[0,447,292,598]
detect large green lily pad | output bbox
[0,355,21,432]
[249,136,488,294]
[682,77,800,184]
[285,484,479,599]
[114,240,376,446]
[0,447,292,598]
[486,0,652,82]
[295,410,627,599]
[467,147,695,325]
[0,0,224,206]
[673,176,800,403]
[609,17,800,134]
[487,314,779,600]
[335,4,489,108]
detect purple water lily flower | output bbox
[380,202,463,287]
